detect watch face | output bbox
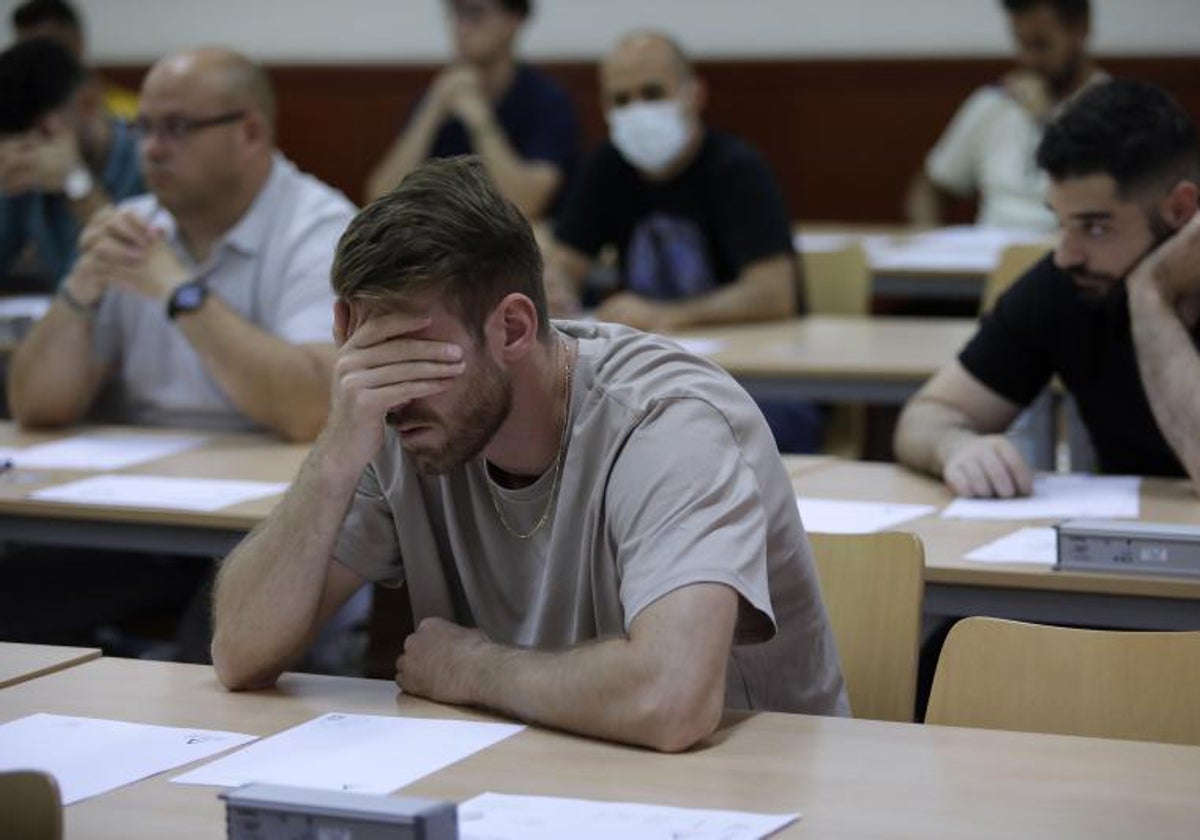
[177,285,206,309]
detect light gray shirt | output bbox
[334,321,849,716]
[91,154,355,431]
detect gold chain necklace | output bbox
[486,338,573,540]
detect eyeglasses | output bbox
[132,110,246,143]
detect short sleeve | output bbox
[553,144,626,259]
[606,397,776,643]
[264,210,348,344]
[926,88,998,197]
[710,145,795,274]
[333,463,405,587]
[958,255,1059,406]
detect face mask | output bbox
[607,99,692,175]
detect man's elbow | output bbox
[640,677,724,753]
[211,636,282,692]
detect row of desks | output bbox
[1,648,1197,839]
[1,423,1196,631]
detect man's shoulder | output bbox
[512,64,573,109]
[273,157,357,220]
[951,84,1024,125]
[698,130,778,181]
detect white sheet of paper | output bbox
[30,475,289,512]
[868,226,1048,273]
[0,713,256,805]
[459,793,799,840]
[797,497,937,534]
[0,294,52,320]
[6,433,206,470]
[941,474,1141,521]
[965,527,1058,566]
[793,231,858,253]
[673,337,727,356]
[172,713,524,793]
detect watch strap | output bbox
[166,280,209,320]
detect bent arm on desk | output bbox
[8,277,109,428]
[596,253,797,333]
[174,298,334,443]
[1128,214,1200,491]
[895,360,1032,498]
[399,582,737,753]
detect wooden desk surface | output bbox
[0,424,308,531]
[0,642,100,689]
[1,657,1197,839]
[794,460,1200,601]
[674,315,974,382]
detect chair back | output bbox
[808,531,925,722]
[981,243,1050,313]
[0,770,62,840]
[927,617,1200,745]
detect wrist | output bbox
[61,271,103,308]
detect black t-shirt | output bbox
[554,129,795,302]
[426,65,579,211]
[959,254,1199,477]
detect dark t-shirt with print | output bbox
[959,254,1196,477]
[554,129,796,304]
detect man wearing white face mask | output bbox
[548,31,800,333]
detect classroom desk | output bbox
[0,424,307,557]
[672,315,975,403]
[1,657,1197,839]
[0,642,99,689]
[795,224,1052,302]
[790,459,1200,630]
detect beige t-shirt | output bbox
[334,321,848,716]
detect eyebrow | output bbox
[1068,212,1114,222]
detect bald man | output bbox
[548,31,799,333]
[9,48,355,440]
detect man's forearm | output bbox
[176,296,333,441]
[469,120,559,219]
[666,256,796,329]
[1129,281,1200,487]
[212,438,365,688]
[894,398,978,477]
[8,300,101,427]
[365,101,445,202]
[467,634,722,752]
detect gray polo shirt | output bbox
[91,154,355,431]
[334,321,849,716]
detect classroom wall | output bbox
[3,0,1200,62]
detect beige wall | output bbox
[0,0,1197,63]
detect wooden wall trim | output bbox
[104,57,1200,222]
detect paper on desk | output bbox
[941,474,1140,521]
[172,712,523,793]
[672,337,727,356]
[798,497,937,534]
[0,713,255,805]
[0,294,52,320]
[459,793,799,840]
[29,474,289,512]
[965,527,1057,566]
[5,433,206,470]
[793,231,858,253]
[869,226,1048,273]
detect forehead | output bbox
[1010,5,1073,38]
[602,41,682,93]
[1047,173,1122,211]
[140,61,226,114]
[355,294,471,341]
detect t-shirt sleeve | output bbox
[925,88,997,197]
[333,462,405,587]
[606,397,777,643]
[711,145,795,275]
[264,204,352,344]
[553,145,624,259]
[958,256,1058,406]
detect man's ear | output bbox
[490,293,540,363]
[1162,180,1200,228]
[333,299,352,347]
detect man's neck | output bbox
[174,155,272,265]
[1052,58,1099,103]
[484,335,572,481]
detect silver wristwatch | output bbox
[63,165,95,201]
